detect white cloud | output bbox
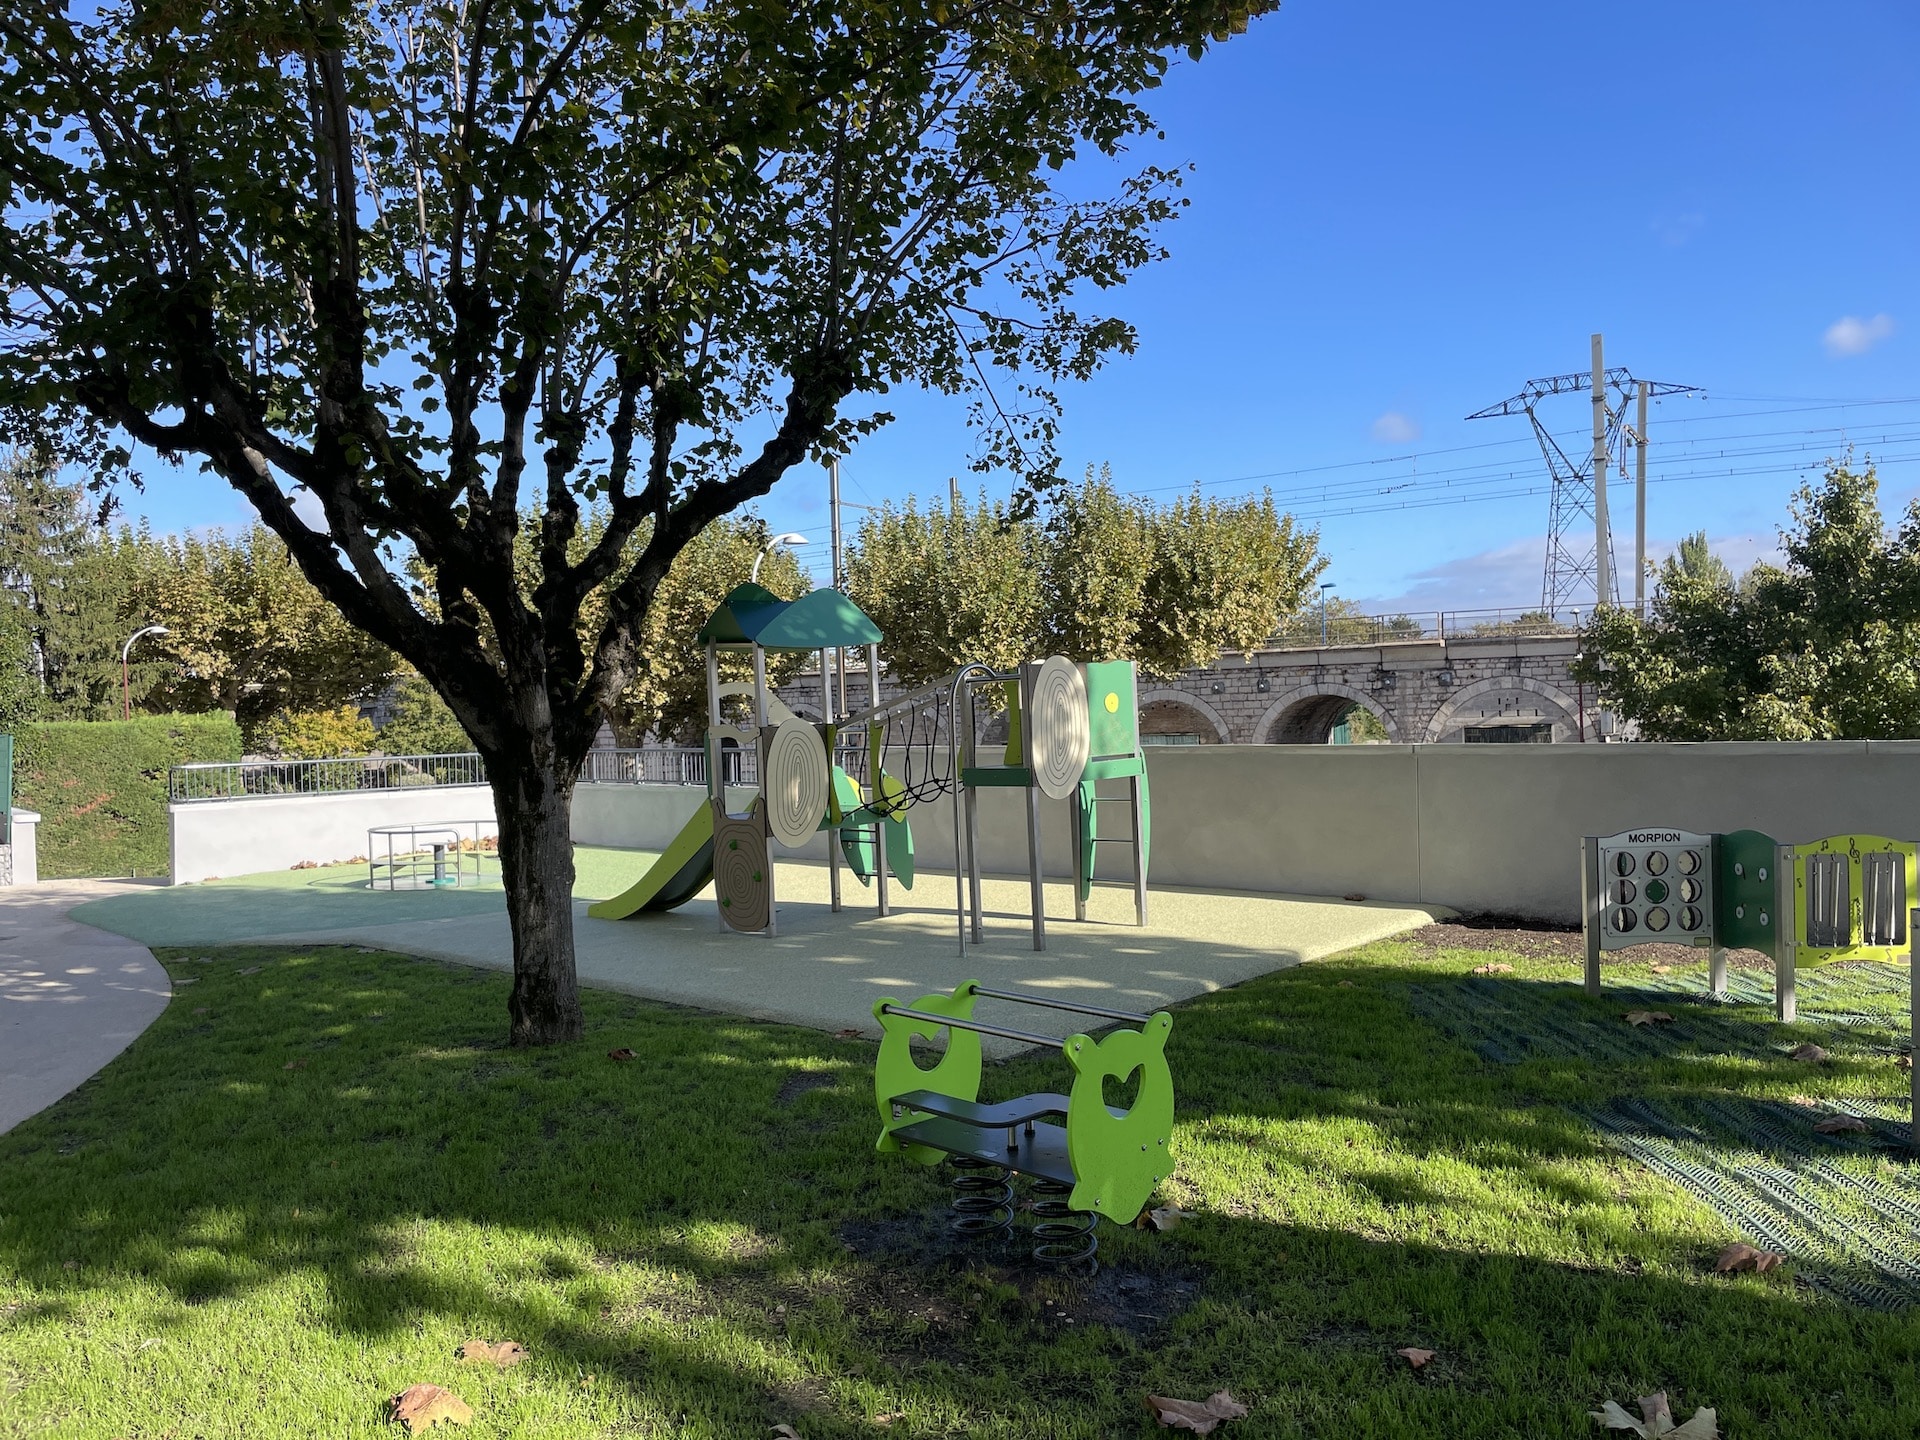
[1370,411,1421,445]
[1651,211,1705,247]
[1823,313,1895,358]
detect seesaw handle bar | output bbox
[876,1004,1063,1049]
[968,985,1153,1026]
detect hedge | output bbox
[10,712,242,879]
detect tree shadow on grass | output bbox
[4,943,1920,1437]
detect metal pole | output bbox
[830,460,848,718]
[1591,333,1611,607]
[1909,907,1918,1146]
[1634,380,1649,616]
[868,642,888,916]
[1582,836,1603,997]
[823,646,841,914]
[1775,844,1796,1023]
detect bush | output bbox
[376,673,473,756]
[11,712,242,878]
[261,706,377,759]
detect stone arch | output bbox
[1422,675,1580,743]
[1255,681,1404,744]
[1136,687,1232,744]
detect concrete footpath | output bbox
[0,880,172,1135]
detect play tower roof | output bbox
[695,583,882,651]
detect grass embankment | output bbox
[4,934,1919,1437]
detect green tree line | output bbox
[0,451,807,751]
[1576,460,1920,739]
[846,467,1328,688]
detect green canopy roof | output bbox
[695,584,882,651]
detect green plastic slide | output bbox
[587,802,716,919]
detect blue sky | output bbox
[129,0,1919,614]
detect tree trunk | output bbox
[491,748,585,1046]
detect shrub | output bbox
[11,712,242,878]
[376,673,473,756]
[262,706,377,759]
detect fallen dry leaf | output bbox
[1591,1390,1718,1438]
[1624,1011,1674,1027]
[455,1339,528,1367]
[1336,981,1354,988]
[1395,1346,1435,1369]
[1813,1114,1870,1134]
[1714,1242,1785,1275]
[283,1060,308,1071]
[1789,1043,1829,1063]
[1649,963,1672,975]
[607,1048,636,1062]
[1898,1054,1913,1071]
[1134,1206,1194,1232]
[1144,1390,1249,1433]
[389,1384,472,1432]
[1343,893,1367,903]
[834,1028,863,1039]
[772,1427,803,1439]
[1471,963,1514,976]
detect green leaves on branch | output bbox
[847,467,1327,688]
[1575,461,1920,740]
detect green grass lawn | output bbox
[5,932,1920,1437]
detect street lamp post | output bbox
[751,532,809,584]
[1319,582,1335,646]
[121,625,169,721]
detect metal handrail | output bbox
[969,985,1153,1025]
[169,752,488,803]
[877,1004,1063,1049]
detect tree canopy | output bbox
[848,469,1326,687]
[0,0,1271,1041]
[1575,461,1920,740]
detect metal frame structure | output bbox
[1469,340,1701,611]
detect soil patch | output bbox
[1405,914,1773,969]
[838,1209,1204,1341]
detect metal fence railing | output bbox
[579,745,873,789]
[1265,606,1592,649]
[168,752,489,803]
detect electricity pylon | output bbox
[1469,335,1701,612]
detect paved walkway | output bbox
[73,858,1442,1056]
[0,880,172,1135]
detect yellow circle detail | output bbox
[1104,692,1120,714]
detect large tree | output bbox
[0,0,1266,1042]
[1575,461,1920,740]
[847,469,1326,685]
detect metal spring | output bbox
[1028,1177,1098,1272]
[947,1155,1014,1240]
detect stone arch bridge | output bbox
[1138,625,1598,745]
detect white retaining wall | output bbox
[1,809,38,887]
[168,742,1920,923]
[169,786,498,885]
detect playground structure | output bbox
[1584,826,1920,1137]
[872,979,1175,1269]
[366,820,495,890]
[588,581,1152,949]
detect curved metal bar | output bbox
[969,985,1153,1026]
[877,1004,1062,1050]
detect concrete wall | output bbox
[572,741,1920,923]
[1133,741,1920,922]
[1,809,38,887]
[169,787,497,886]
[167,742,1920,923]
